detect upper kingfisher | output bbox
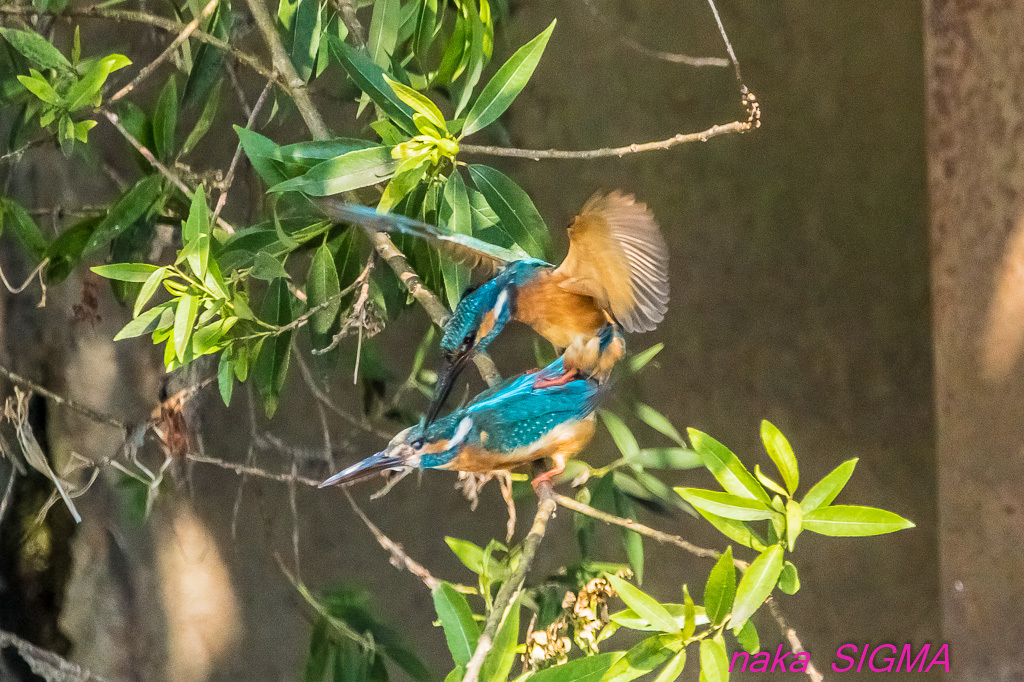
[321,191,669,424]
[317,327,618,490]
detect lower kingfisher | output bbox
[321,191,668,425]
[317,331,614,490]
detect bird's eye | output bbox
[411,437,425,449]
[462,331,476,348]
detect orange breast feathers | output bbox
[516,271,607,350]
[443,415,597,473]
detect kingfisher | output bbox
[317,327,617,490]
[321,191,668,424]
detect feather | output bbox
[552,191,670,333]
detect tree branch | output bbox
[0,628,110,682]
[0,363,127,431]
[0,6,286,90]
[458,120,752,160]
[767,598,825,682]
[242,0,328,139]
[463,482,557,682]
[108,0,219,103]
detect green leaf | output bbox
[414,0,438,58]
[653,650,687,682]
[687,429,772,504]
[629,343,663,373]
[182,0,227,110]
[760,420,798,495]
[253,278,294,417]
[113,302,173,340]
[462,19,555,136]
[270,146,399,196]
[754,465,788,498]
[800,458,858,513]
[614,488,644,584]
[0,27,72,72]
[450,0,485,119]
[153,75,179,160]
[704,547,736,627]
[182,82,221,155]
[606,574,679,634]
[134,266,167,316]
[377,157,428,213]
[735,619,759,654]
[64,54,132,110]
[785,499,802,550]
[235,126,289,186]
[802,505,915,536]
[675,488,777,521]
[86,174,163,256]
[635,404,684,445]
[1,198,48,261]
[479,597,519,682]
[307,244,342,334]
[529,652,621,682]
[73,119,97,143]
[367,0,400,67]
[444,537,484,574]
[174,293,199,360]
[183,184,210,277]
[91,262,161,282]
[778,561,800,595]
[440,171,472,309]
[730,544,784,631]
[44,215,99,283]
[328,35,417,134]
[698,638,729,682]
[634,447,701,470]
[681,585,696,640]
[601,411,639,460]
[218,348,234,406]
[431,582,479,667]
[604,632,682,682]
[17,72,59,105]
[467,164,546,257]
[383,75,446,131]
[251,251,290,281]
[291,0,322,81]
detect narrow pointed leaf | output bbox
[760,420,798,494]
[467,164,546,257]
[253,278,294,417]
[270,146,399,196]
[675,488,777,521]
[802,505,915,536]
[0,27,73,72]
[462,20,555,136]
[307,244,342,334]
[431,582,479,666]
[173,293,199,360]
[730,544,784,630]
[703,547,736,627]
[687,428,771,504]
[800,458,858,513]
[607,574,679,634]
[328,35,416,134]
[528,652,621,681]
[91,263,160,282]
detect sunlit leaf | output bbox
[704,547,736,627]
[675,488,777,522]
[270,146,399,196]
[699,637,730,682]
[92,262,161,282]
[800,458,858,514]
[802,505,915,536]
[606,574,679,634]
[730,543,784,631]
[687,428,772,504]
[778,561,800,595]
[431,581,478,667]
[760,420,798,495]
[462,19,555,136]
[528,652,621,681]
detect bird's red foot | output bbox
[533,369,579,389]
[532,455,567,491]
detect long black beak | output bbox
[425,350,472,426]
[318,450,405,488]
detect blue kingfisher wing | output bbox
[317,200,532,272]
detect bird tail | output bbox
[318,451,408,488]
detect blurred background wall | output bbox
[0,0,968,679]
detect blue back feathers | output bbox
[440,260,549,355]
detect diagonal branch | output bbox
[0,628,110,682]
[464,482,557,682]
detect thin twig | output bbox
[0,467,16,527]
[0,257,49,307]
[459,120,751,160]
[768,597,825,682]
[343,489,440,589]
[367,231,502,387]
[100,109,236,233]
[552,492,748,568]
[464,482,557,682]
[291,350,393,440]
[0,6,286,90]
[0,363,127,430]
[0,628,111,682]
[108,0,219,103]
[188,452,321,485]
[705,0,743,84]
[580,0,729,68]
[212,77,274,225]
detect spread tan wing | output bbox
[552,191,669,333]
